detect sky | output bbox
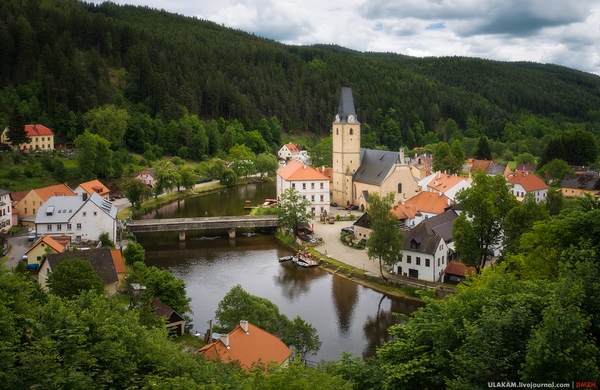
[91,0,600,75]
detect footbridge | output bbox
[127,215,279,241]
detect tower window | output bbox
[336,129,339,135]
[350,128,353,135]
[398,183,402,193]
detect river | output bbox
[135,181,424,361]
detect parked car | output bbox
[330,202,338,207]
[110,197,116,201]
[341,226,354,234]
[28,231,36,241]
[345,205,359,210]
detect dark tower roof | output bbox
[336,87,360,124]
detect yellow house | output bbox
[110,249,127,292]
[0,124,55,151]
[561,175,600,198]
[12,184,76,222]
[25,235,65,266]
[37,247,120,294]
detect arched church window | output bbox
[350,128,353,135]
[398,183,402,193]
[336,129,339,135]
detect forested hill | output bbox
[1,0,600,150]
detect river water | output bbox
[136,181,424,361]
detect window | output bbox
[83,212,87,217]
[336,129,339,135]
[47,225,52,231]
[320,207,324,212]
[33,209,35,214]
[24,201,27,205]
[311,195,315,202]
[311,183,315,189]
[350,128,353,135]
[33,201,35,206]
[426,259,430,267]
[320,183,324,189]
[56,224,61,231]
[438,258,440,266]
[302,183,306,190]
[67,224,72,230]
[407,256,411,264]
[292,183,295,188]
[76,223,81,229]
[25,208,27,214]
[93,211,97,216]
[442,256,445,264]
[416,257,421,265]
[47,268,50,275]
[320,195,324,202]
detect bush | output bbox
[6,167,21,179]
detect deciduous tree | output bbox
[124,177,152,208]
[254,153,279,179]
[277,187,312,239]
[365,192,404,281]
[47,258,105,298]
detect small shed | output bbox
[152,299,185,337]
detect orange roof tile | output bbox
[277,160,329,181]
[392,203,420,220]
[318,166,334,182]
[284,143,299,153]
[198,322,291,370]
[10,190,30,203]
[444,260,477,277]
[110,249,126,274]
[24,124,54,137]
[471,159,491,173]
[33,184,76,202]
[427,173,469,192]
[506,171,548,192]
[78,180,110,196]
[25,235,65,255]
[404,191,451,214]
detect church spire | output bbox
[335,87,360,124]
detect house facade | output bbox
[418,172,471,201]
[12,184,76,222]
[153,299,186,337]
[332,88,418,208]
[0,124,55,151]
[395,210,459,282]
[35,192,118,243]
[136,168,156,187]
[74,179,110,200]
[506,171,548,202]
[24,235,65,266]
[393,191,453,229]
[471,160,512,177]
[37,247,120,294]
[277,143,308,162]
[0,189,12,233]
[561,175,600,198]
[276,160,330,215]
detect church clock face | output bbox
[348,114,355,123]
[335,114,340,123]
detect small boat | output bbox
[297,258,318,268]
[279,255,294,262]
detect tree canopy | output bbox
[47,257,105,298]
[277,187,312,238]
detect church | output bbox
[332,88,419,210]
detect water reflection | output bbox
[332,276,359,337]
[274,261,327,301]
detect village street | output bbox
[310,208,382,275]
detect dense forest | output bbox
[1,0,600,161]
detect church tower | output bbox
[332,88,361,206]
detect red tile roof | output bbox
[110,249,126,274]
[25,235,65,255]
[10,190,30,203]
[77,180,110,197]
[277,160,329,181]
[444,261,477,277]
[24,124,54,137]
[284,143,299,153]
[198,322,291,370]
[402,191,451,215]
[471,159,491,173]
[506,171,548,192]
[425,173,469,193]
[33,184,76,202]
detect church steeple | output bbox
[334,87,360,125]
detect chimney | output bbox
[240,320,249,334]
[303,164,306,170]
[399,147,405,163]
[220,334,230,349]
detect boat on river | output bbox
[297,258,318,268]
[279,255,294,262]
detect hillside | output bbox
[1,0,599,154]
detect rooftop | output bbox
[506,171,548,192]
[276,160,329,181]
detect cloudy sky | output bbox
[92,0,600,75]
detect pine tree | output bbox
[6,105,30,149]
[474,136,492,160]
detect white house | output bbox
[395,210,459,282]
[34,192,118,243]
[73,179,110,200]
[506,170,548,202]
[276,160,330,215]
[418,172,471,201]
[0,189,12,233]
[277,143,309,163]
[392,191,453,229]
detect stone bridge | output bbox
[127,215,279,240]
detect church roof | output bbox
[353,149,401,186]
[336,87,360,124]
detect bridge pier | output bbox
[228,228,236,239]
[179,230,185,241]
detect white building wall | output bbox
[444,181,471,201]
[36,203,116,243]
[276,176,330,215]
[0,193,12,233]
[511,184,547,203]
[395,240,448,282]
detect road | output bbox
[4,229,31,269]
